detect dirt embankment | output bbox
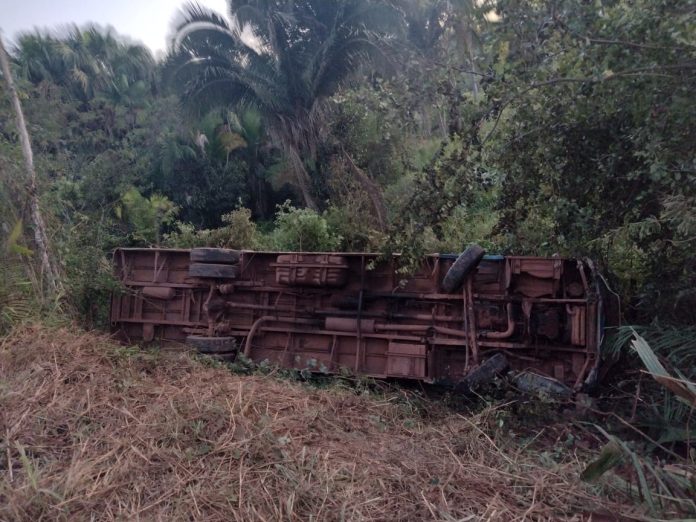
[0,325,642,521]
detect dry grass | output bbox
[0,325,645,521]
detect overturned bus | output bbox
[110,246,607,393]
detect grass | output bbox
[0,324,675,521]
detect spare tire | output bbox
[190,248,241,264]
[186,335,237,354]
[188,263,238,279]
[441,244,486,293]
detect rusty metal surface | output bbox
[110,248,602,390]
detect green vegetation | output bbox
[3,1,689,324]
[0,1,694,517]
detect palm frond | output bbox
[165,0,403,207]
[607,324,696,442]
[631,330,696,406]
[608,324,696,372]
[587,426,696,515]
[14,24,154,100]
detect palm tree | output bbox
[15,26,154,101]
[448,0,490,99]
[167,0,402,211]
[12,31,65,85]
[220,108,271,217]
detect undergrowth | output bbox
[603,324,696,452]
[2,325,693,520]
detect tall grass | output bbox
[0,325,657,521]
[0,221,38,333]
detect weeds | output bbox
[602,324,696,450]
[0,325,683,520]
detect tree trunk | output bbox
[287,146,318,210]
[459,18,480,98]
[295,164,318,211]
[249,150,270,219]
[0,34,63,299]
[342,147,387,231]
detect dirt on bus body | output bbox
[110,246,609,394]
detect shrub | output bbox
[218,208,258,249]
[325,204,385,252]
[164,208,259,250]
[266,202,341,252]
[118,186,178,245]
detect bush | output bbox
[324,204,385,252]
[166,204,344,253]
[118,186,179,245]
[265,202,341,252]
[323,159,386,252]
[164,208,259,249]
[219,208,258,249]
[58,213,122,329]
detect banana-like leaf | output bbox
[631,330,696,407]
[580,439,624,482]
[4,220,33,257]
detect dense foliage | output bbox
[1,3,694,515]
[391,0,696,323]
[485,0,696,323]
[0,0,694,329]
